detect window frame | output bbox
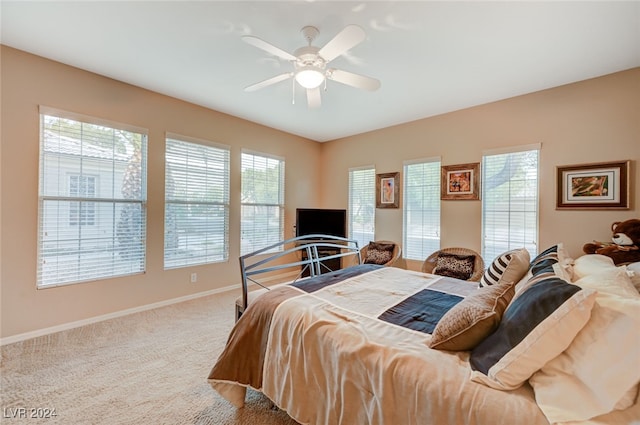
[402,157,441,261]
[37,106,148,288]
[348,165,376,249]
[164,133,230,269]
[481,143,540,262]
[240,150,285,255]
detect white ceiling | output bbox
[2,1,639,142]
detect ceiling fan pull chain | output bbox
[292,78,295,104]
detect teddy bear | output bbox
[583,219,640,265]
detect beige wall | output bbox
[0,46,322,339]
[1,45,639,340]
[320,68,640,270]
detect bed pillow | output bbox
[572,254,616,280]
[433,252,475,280]
[478,248,530,288]
[625,261,640,293]
[529,270,640,423]
[429,281,515,351]
[576,266,639,298]
[573,255,639,296]
[469,275,596,390]
[364,242,395,265]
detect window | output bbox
[38,107,147,287]
[348,166,375,248]
[482,144,540,262]
[403,158,441,260]
[241,151,285,255]
[164,135,230,269]
[69,175,96,226]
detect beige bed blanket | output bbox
[208,285,301,407]
[209,267,640,425]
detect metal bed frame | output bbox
[237,234,362,320]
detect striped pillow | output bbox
[530,244,560,276]
[479,248,530,288]
[514,243,573,296]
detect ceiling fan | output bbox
[242,24,381,108]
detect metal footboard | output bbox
[237,234,361,320]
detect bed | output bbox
[209,236,640,425]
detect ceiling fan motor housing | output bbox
[293,46,326,71]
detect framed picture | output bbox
[556,160,630,210]
[441,163,480,200]
[376,172,400,208]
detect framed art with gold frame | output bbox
[441,163,480,200]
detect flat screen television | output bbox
[295,208,347,239]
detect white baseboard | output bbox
[1,269,301,347]
[0,284,239,346]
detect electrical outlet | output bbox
[190,273,197,283]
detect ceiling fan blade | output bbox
[307,87,321,108]
[242,35,297,61]
[318,24,366,62]
[244,73,293,92]
[327,68,381,91]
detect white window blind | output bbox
[38,109,147,288]
[241,151,285,255]
[348,166,375,248]
[164,136,230,269]
[482,145,540,262]
[403,159,441,260]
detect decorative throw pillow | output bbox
[514,243,573,297]
[428,281,515,351]
[529,273,640,423]
[469,276,597,390]
[364,242,395,265]
[479,248,530,288]
[433,252,475,280]
[529,244,561,275]
[513,269,532,294]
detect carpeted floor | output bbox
[0,290,300,425]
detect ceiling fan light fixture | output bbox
[295,66,325,89]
